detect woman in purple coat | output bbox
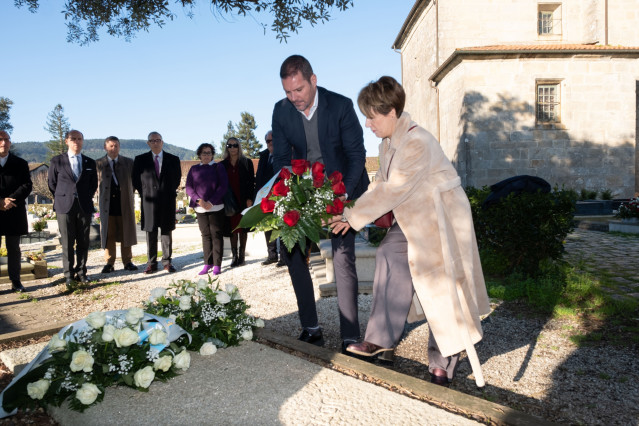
[185,143,229,275]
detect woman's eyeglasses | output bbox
[227,144,239,148]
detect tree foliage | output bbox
[14,0,354,45]
[219,112,261,158]
[44,104,71,163]
[0,97,14,134]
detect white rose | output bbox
[216,291,231,305]
[241,329,253,341]
[125,307,145,325]
[255,318,265,328]
[85,311,106,329]
[69,350,94,372]
[48,334,67,353]
[168,314,177,321]
[199,342,217,356]
[225,283,237,294]
[27,379,50,400]
[153,355,173,372]
[76,383,101,405]
[197,279,208,290]
[148,328,167,346]
[173,349,191,371]
[113,327,139,347]
[133,366,155,389]
[102,324,116,342]
[149,287,167,301]
[185,286,195,294]
[179,295,192,311]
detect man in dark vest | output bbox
[132,131,181,274]
[0,130,32,292]
[272,55,370,351]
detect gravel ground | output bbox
[1,236,639,425]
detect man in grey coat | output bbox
[96,136,138,273]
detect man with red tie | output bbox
[132,132,181,274]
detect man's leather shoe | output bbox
[298,328,324,346]
[144,264,158,274]
[261,257,278,266]
[346,341,393,357]
[164,264,177,273]
[11,281,26,293]
[276,259,286,267]
[65,278,74,290]
[123,263,138,271]
[101,264,115,274]
[74,275,90,283]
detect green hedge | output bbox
[466,186,576,276]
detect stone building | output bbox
[392,0,639,197]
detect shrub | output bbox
[579,188,598,200]
[466,185,576,276]
[600,189,613,200]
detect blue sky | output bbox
[0,1,415,156]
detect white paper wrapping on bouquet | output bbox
[0,310,191,418]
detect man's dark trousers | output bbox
[146,228,172,267]
[57,198,91,279]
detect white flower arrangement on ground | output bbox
[1,309,190,414]
[144,276,264,353]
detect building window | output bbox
[538,3,561,36]
[536,82,561,123]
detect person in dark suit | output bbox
[254,130,281,266]
[272,54,370,350]
[96,136,138,273]
[48,130,98,288]
[132,131,181,274]
[0,130,32,293]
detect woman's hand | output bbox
[327,214,351,235]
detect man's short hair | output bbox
[265,130,273,141]
[280,55,314,81]
[147,131,162,140]
[65,130,84,140]
[104,136,120,147]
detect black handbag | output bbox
[224,188,239,217]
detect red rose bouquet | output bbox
[239,160,345,252]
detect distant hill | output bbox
[12,139,197,163]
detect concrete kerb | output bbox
[256,329,555,426]
[0,321,71,345]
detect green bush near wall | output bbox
[466,185,577,276]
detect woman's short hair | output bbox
[357,76,405,118]
[196,143,215,158]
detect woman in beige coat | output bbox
[330,76,490,387]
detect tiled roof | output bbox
[458,44,639,52]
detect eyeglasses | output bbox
[200,151,213,156]
[227,144,239,148]
[148,138,162,143]
[266,139,273,143]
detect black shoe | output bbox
[276,259,286,267]
[298,328,324,346]
[144,264,158,274]
[230,256,239,268]
[65,278,74,290]
[123,263,138,271]
[101,264,115,274]
[11,281,26,293]
[262,257,278,266]
[163,264,177,273]
[74,274,90,283]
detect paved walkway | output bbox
[563,227,639,300]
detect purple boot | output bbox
[198,265,212,275]
[211,266,221,275]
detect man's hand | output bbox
[326,214,351,235]
[1,197,16,210]
[246,200,253,208]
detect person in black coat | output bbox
[253,130,281,266]
[0,131,32,293]
[132,131,182,274]
[221,137,254,267]
[272,55,370,350]
[48,130,98,288]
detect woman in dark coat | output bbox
[221,137,254,267]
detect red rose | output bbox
[260,198,275,213]
[329,171,343,185]
[272,181,290,196]
[313,172,325,188]
[291,159,309,176]
[279,168,291,180]
[283,210,300,227]
[311,161,324,177]
[332,181,346,196]
[326,198,344,215]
